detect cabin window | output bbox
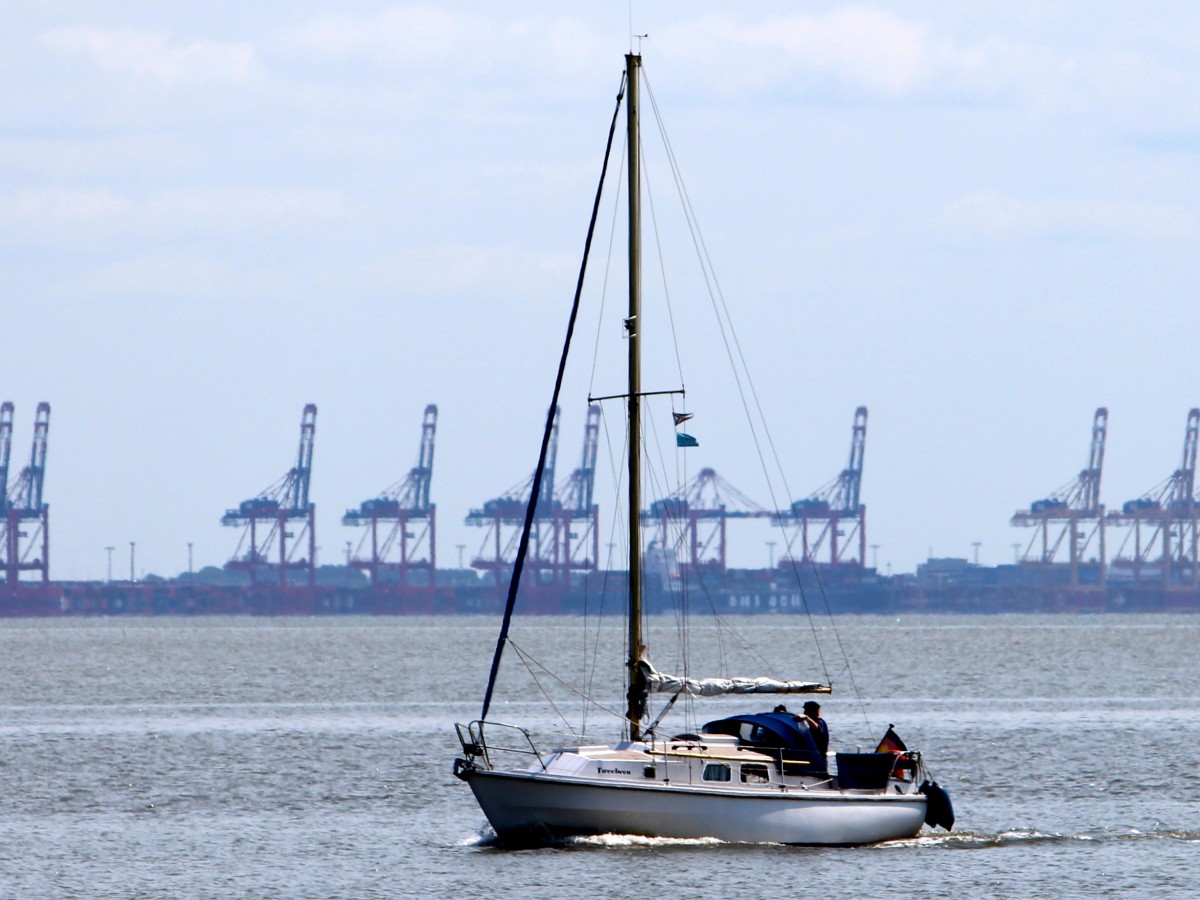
[740,763,771,784]
[702,763,731,783]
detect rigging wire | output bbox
[582,408,626,737]
[641,68,877,730]
[511,641,580,741]
[496,60,880,744]
[635,406,694,727]
[587,137,628,400]
[479,69,627,724]
[641,136,698,728]
[510,639,629,730]
[580,104,631,739]
[640,135,688,392]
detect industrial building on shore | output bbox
[3,401,1199,616]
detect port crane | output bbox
[466,406,602,586]
[465,407,562,585]
[222,404,317,587]
[1011,407,1108,588]
[1107,408,1200,588]
[343,404,438,589]
[1,402,51,585]
[556,404,601,574]
[773,406,868,568]
[645,467,772,574]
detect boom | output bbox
[562,404,601,515]
[837,406,868,513]
[1172,408,1199,506]
[0,402,12,509]
[287,403,317,511]
[1082,407,1108,512]
[9,402,50,512]
[414,403,437,512]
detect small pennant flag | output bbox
[676,433,699,448]
[672,411,694,426]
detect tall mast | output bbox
[625,52,644,740]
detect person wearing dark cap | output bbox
[802,700,829,757]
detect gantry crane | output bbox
[466,406,602,586]
[645,467,772,574]
[222,404,317,587]
[773,406,868,568]
[1107,408,1200,589]
[465,407,562,585]
[343,404,438,588]
[556,404,601,574]
[1012,407,1107,588]
[2,402,51,585]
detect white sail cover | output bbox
[642,662,830,697]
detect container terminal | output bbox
[2,401,1199,617]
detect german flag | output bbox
[875,725,907,754]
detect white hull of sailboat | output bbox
[464,768,927,846]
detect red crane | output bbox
[2,402,51,585]
[343,404,438,589]
[645,467,771,574]
[1011,407,1108,588]
[465,407,562,585]
[774,406,868,568]
[1107,408,1200,588]
[222,404,317,587]
[466,406,602,586]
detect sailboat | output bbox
[453,52,953,846]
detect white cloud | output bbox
[0,186,129,221]
[389,243,575,299]
[938,189,1196,240]
[661,7,1074,104]
[276,6,491,70]
[144,186,347,229]
[0,186,347,239]
[41,26,259,85]
[275,6,609,83]
[55,252,246,302]
[690,8,930,96]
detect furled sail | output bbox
[640,660,830,697]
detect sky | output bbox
[3,2,1200,580]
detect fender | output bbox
[919,780,955,831]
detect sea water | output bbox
[0,614,1195,899]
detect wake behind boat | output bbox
[454,52,953,847]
